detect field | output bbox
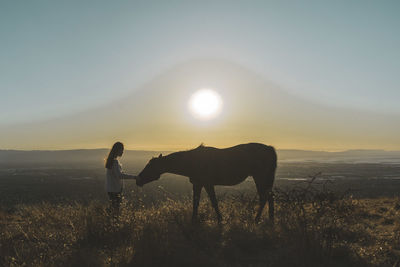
[1,161,400,266]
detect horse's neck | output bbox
[162,153,191,177]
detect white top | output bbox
[106,160,136,192]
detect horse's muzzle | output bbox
[136,175,160,187]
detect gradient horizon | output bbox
[1,1,399,151]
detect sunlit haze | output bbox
[0,1,399,151]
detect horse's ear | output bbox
[158,153,162,158]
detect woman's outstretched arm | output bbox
[113,161,137,179]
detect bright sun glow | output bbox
[188,89,223,120]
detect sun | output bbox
[188,89,223,120]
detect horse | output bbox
[137,143,277,223]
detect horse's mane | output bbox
[166,143,208,159]
[194,143,205,150]
[181,143,206,153]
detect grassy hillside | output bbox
[1,181,400,267]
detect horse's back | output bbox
[190,143,276,185]
[227,142,275,155]
[219,143,276,162]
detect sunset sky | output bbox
[1,1,399,151]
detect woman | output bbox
[105,141,137,216]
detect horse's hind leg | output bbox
[254,175,274,223]
[267,190,274,222]
[254,181,267,223]
[192,183,203,223]
[204,185,222,223]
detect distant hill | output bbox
[1,148,400,168]
[278,149,400,163]
[0,149,169,168]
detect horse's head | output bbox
[137,154,164,187]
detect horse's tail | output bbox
[269,146,277,182]
[271,146,277,174]
[259,145,277,187]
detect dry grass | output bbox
[1,181,400,267]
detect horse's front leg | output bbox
[254,179,267,223]
[192,183,203,223]
[204,185,222,224]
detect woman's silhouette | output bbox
[105,142,137,217]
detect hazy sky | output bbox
[1,1,399,150]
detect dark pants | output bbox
[108,192,122,216]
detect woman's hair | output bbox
[105,142,124,169]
